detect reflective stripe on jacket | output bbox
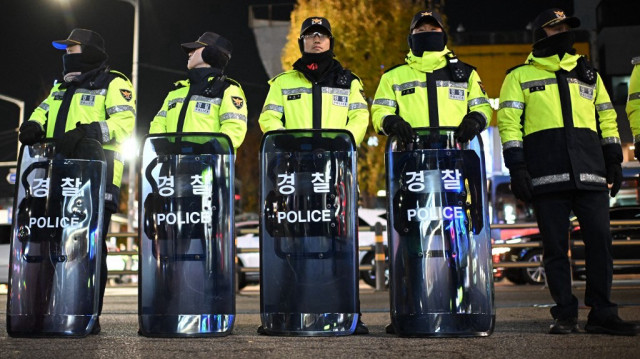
[371,48,492,133]
[149,77,247,150]
[258,67,369,145]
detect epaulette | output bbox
[225,77,241,87]
[109,70,131,82]
[506,63,527,74]
[269,69,298,82]
[632,56,640,65]
[382,63,406,74]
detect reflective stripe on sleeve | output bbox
[499,101,525,110]
[373,98,397,108]
[348,103,368,110]
[601,137,621,145]
[220,113,247,123]
[106,105,136,116]
[595,102,614,111]
[503,140,523,149]
[98,121,110,143]
[262,104,284,113]
[468,97,489,107]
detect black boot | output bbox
[585,315,639,336]
[548,317,578,334]
[91,318,101,335]
[354,318,369,335]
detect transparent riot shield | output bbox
[260,130,359,336]
[386,128,494,337]
[7,140,106,337]
[139,133,235,337]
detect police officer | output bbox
[497,9,639,336]
[149,32,247,148]
[258,16,369,334]
[372,9,492,335]
[18,28,136,334]
[627,56,640,162]
[371,10,492,144]
[258,17,369,146]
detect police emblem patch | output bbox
[120,89,132,101]
[231,96,244,109]
[333,95,348,107]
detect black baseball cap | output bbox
[533,8,580,30]
[181,32,233,58]
[410,10,445,32]
[52,28,106,53]
[299,17,332,37]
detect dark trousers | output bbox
[532,190,617,321]
[98,209,114,316]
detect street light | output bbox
[0,94,25,161]
[116,0,140,233]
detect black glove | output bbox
[18,121,44,145]
[509,167,533,202]
[382,115,416,145]
[454,112,485,143]
[607,164,622,197]
[56,126,87,158]
[635,142,640,164]
[602,143,623,197]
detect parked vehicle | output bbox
[234,209,388,289]
[496,206,640,285]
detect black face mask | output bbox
[532,31,576,58]
[293,51,335,81]
[408,32,447,56]
[62,46,107,75]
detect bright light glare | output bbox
[121,137,139,162]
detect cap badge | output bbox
[554,10,566,19]
[311,18,323,25]
[421,11,433,16]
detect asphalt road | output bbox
[0,280,639,358]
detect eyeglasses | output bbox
[301,32,331,40]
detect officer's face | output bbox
[544,23,570,37]
[66,45,82,54]
[187,47,207,69]
[302,31,331,53]
[412,21,443,34]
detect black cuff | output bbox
[81,122,107,143]
[503,147,526,171]
[382,115,403,136]
[465,111,486,131]
[602,143,623,167]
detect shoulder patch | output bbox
[119,89,133,101]
[506,63,527,74]
[383,63,407,74]
[632,56,640,65]
[231,96,244,109]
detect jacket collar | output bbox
[405,47,450,73]
[527,52,580,72]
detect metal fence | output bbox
[106,219,640,291]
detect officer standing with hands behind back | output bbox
[497,9,639,336]
[371,10,492,145]
[18,28,136,334]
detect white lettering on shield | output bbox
[406,206,464,221]
[29,217,81,228]
[276,210,331,223]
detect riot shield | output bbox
[386,128,494,337]
[138,133,235,337]
[7,140,107,337]
[259,130,359,336]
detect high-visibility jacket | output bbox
[371,48,492,133]
[258,63,369,145]
[150,76,247,150]
[497,52,621,194]
[28,67,136,209]
[627,56,640,144]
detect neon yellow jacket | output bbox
[28,68,135,203]
[497,52,620,193]
[258,63,369,145]
[150,76,247,150]
[627,56,640,143]
[372,48,492,133]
